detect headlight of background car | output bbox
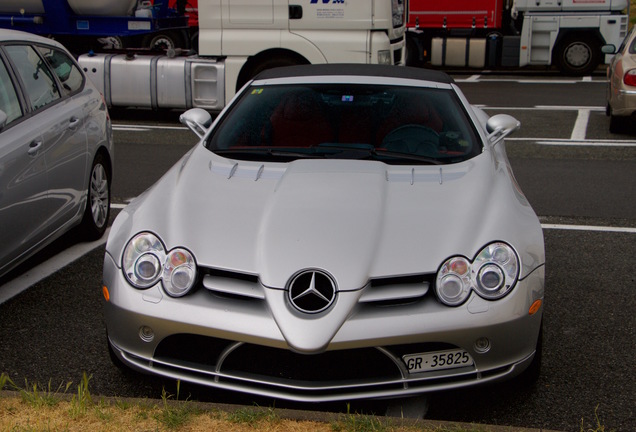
[122,232,197,297]
[436,242,519,306]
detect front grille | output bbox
[143,334,504,401]
[155,334,402,383]
[394,46,403,65]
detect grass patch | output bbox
[0,373,616,431]
[580,405,616,432]
[154,381,198,430]
[69,372,93,418]
[226,405,280,426]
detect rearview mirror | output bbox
[179,108,213,139]
[486,114,520,145]
[601,44,616,55]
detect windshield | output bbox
[207,83,481,165]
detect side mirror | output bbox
[486,114,520,145]
[601,44,616,55]
[0,109,7,131]
[179,108,213,139]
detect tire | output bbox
[236,54,305,91]
[517,320,543,387]
[80,153,111,240]
[97,36,127,50]
[609,114,626,134]
[143,31,185,51]
[107,335,137,377]
[405,36,421,67]
[553,35,601,76]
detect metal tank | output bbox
[0,1,45,14]
[66,0,137,16]
[0,0,137,16]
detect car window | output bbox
[618,26,636,54]
[4,44,61,110]
[36,46,84,95]
[0,57,22,125]
[208,84,481,165]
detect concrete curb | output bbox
[0,390,565,432]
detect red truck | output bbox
[405,0,629,75]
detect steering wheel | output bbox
[381,125,439,157]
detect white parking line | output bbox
[0,229,109,305]
[456,76,598,84]
[1,221,633,306]
[477,105,605,111]
[542,224,636,234]
[506,137,636,147]
[571,109,591,141]
[113,124,187,132]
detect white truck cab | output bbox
[81,0,406,110]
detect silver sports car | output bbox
[103,64,545,402]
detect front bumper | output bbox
[103,252,544,402]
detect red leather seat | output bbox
[269,91,334,147]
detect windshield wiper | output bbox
[214,148,323,159]
[315,143,443,165]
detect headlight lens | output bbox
[378,50,391,65]
[123,233,165,288]
[122,233,197,297]
[437,257,471,306]
[435,242,519,306]
[162,248,196,297]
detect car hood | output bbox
[109,144,543,290]
[107,144,544,352]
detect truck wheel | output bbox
[405,36,421,67]
[554,35,601,76]
[80,153,111,240]
[144,31,185,51]
[98,36,127,50]
[237,54,306,91]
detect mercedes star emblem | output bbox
[288,269,337,314]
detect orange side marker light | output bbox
[103,285,110,302]
[529,299,542,315]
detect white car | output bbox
[0,29,113,278]
[103,64,544,402]
[605,25,636,133]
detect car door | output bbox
[34,45,90,230]
[4,43,89,238]
[0,52,49,275]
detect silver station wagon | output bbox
[0,29,113,278]
[103,64,544,402]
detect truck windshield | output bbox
[207,83,481,165]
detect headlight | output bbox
[435,242,519,306]
[122,232,197,297]
[162,248,197,297]
[123,233,165,288]
[378,50,391,65]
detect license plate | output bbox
[403,349,474,373]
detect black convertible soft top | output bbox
[253,64,455,85]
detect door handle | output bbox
[27,140,43,156]
[289,5,302,19]
[68,116,80,129]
